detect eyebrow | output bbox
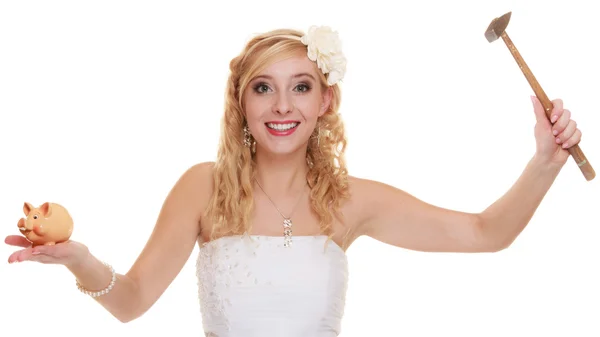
[253,73,316,81]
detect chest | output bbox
[200,190,363,249]
[249,192,319,236]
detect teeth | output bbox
[267,122,298,131]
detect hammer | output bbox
[485,11,595,181]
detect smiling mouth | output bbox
[265,122,299,131]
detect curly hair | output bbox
[204,28,350,242]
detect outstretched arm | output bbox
[8,162,213,322]
[77,162,213,321]
[355,97,581,253]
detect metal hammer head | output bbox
[485,11,512,42]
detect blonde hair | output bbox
[204,28,350,242]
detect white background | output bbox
[1,1,599,336]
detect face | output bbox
[243,55,331,156]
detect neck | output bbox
[254,146,309,195]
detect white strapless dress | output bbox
[196,235,349,337]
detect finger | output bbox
[531,96,549,124]
[8,245,55,263]
[8,243,66,263]
[562,129,582,149]
[8,250,20,263]
[8,247,33,263]
[8,249,60,264]
[556,120,577,144]
[550,99,564,123]
[551,108,571,136]
[5,235,32,248]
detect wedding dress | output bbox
[196,235,349,336]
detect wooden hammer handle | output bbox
[501,33,595,181]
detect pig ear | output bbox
[40,202,52,217]
[23,202,34,216]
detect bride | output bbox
[6,25,583,336]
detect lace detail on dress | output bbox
[195,235,349,337]
[196,235,259,331]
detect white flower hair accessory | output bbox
[300,26,347,86]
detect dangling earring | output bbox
[311,124,321,148]
[243,123,257,153]
[243,124,252,148]
[316,126,321,148]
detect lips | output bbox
[266,121,299,131]
[265,121,300,136]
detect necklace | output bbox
[254,177,306,248]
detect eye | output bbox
[254,83,271,93]
[33,215,38,219]
[295,83,311,93]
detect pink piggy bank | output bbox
[17,202,74,247]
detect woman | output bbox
[6,26,582,336]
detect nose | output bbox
[272,92,293,115]
[18,218,31,231]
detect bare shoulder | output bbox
[170,161,215,222]
[178,161,215,198]
[346,175,385,194]
[345,175,395,208]
[134,159,216,247]
[142,160,215,239]
[346,174,444,223]
[183,161,215,183]
[343,175,400,222]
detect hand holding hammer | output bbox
[485,12,595,181]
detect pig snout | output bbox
[17,218,31,232]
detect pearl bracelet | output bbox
[76,261,116,298]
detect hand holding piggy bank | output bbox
[18,202,74,247]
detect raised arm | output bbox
[353,155,561,253]
[7,162,214,322]
[354,97,581,253]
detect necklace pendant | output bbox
[283,218,293,247]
